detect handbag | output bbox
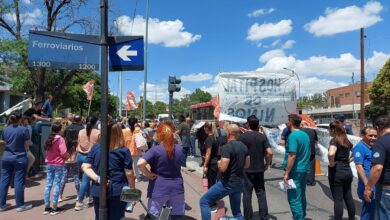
[134,132,148,151]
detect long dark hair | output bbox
[86,116,98,138]
[329,121,352,149]
[45,122,62,151]
[8,110,22,125]
[128,117,138,133]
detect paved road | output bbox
[0,153,362,220]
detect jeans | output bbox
[93,196,126,220]
[132,155,141,179]
[181,147,189,167]
[189,136,196,156]
[77,152,90,202]
[243,172,268,220]
[44,165,64,207]
[0,157,28,208]
[375,186,390,220]
[287,172,307,220]
[200,180,244,220]
[60,163,80,197]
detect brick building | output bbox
[327,82,372,108]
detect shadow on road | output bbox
[317,180,362,217]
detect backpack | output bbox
[134,131,148,151]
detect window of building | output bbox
[339,93,344,98]
[345,93,350,97]
[355,91,361,97]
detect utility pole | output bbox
[360,27,365,130]
[99,0,108,219]
[119,71,122,117]
[352,72,355,119]
[142,0,150,124]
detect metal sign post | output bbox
[99,0,108,219]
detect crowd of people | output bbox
[0,101,390,220]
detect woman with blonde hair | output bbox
[138,121,185,219]
[82,123,135,220]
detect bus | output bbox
[191,101,215,121]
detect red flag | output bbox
[82,80,95,101]
[211,95,220,119]
[126,91,138,111]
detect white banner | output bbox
[217,71,296,126]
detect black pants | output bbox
[207,163,218,189]
[307,154,316,185]
[243,172,268,220]
[328,166,355,220]
[93,196,126,220]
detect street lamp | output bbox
[283,67,301,111]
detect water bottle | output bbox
[202,174,208,192]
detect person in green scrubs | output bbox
[283,114,310,220]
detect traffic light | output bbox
[168,76,181,93]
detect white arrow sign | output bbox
[116,45,138,61]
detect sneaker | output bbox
[0,203,12,212]
[50,207,64,216]
[74,202,85,211]
[43,207,52,215]
[210,206,218,213]
[16,204,33,212]
[33,173,42,178]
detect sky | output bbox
[2,0,390,104]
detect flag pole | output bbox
[87,99,92,116]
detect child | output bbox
[43,123,69,215]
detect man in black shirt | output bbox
[238,115,273,220]
[300,121,318,186]
[199,124,249,220]
[364,116,390,219]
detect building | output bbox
[328,82,372,108]
[304,82,372,124]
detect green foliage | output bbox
[189,88,212,105]
[0,40,31,91]
[60,72,117,116]
[366,58,390,120]
[299,92,327,108]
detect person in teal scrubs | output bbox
[283,114,310,220]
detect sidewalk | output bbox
[0,165,204,220]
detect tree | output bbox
[366,58,390,120]
[189,88,212,105]
[0,0,93,101]
[60,71,116,116]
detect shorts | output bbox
[147,193,185,218]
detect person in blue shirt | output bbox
[42,95,54,118]
[0,111,33,212]
[353,126,377,220]
[82,122,135,220]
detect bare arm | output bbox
[137,158,157,180]
[244,155,250,169]
[124,168,135,189]
[265,148,273,170]
[355,164,368,185]
[218,157,230,173]
[364,164,383,202]
[328,145,337,167]
[284,153,296,176]
[82,163,99,183]
[204,146,212,168]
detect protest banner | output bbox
[217,71,296,126]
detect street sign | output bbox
[109,36,144,71]
[28,31,100,71]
